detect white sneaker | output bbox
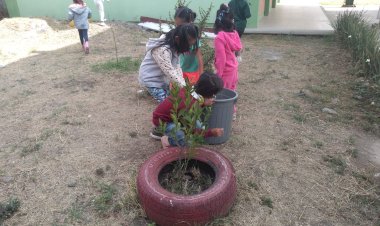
[237,56,242,63]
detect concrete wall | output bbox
[5,0,267,28]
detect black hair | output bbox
[163,24,199,54]
[73,0,84,5]
[195,72,224,98]
[174,6,197,23]
[214,4,234,34]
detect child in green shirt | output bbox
[174,7,204,85]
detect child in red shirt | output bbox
[152,72,224,148]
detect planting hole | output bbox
[158,159,216,195]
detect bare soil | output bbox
[0,18,379,225]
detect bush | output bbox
[0,197,21,224]
[332,11,380,83]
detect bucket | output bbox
[205,88,238,145]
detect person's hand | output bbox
[203,97,215,106]
[210,128,224,137]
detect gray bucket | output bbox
[205,88,238,145]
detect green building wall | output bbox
[5,0,275,28]
[4,0,20,17]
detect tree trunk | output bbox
[345,0,355,6]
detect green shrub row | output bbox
[332,11,380,83]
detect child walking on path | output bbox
[174,6,204,85]
[139,24,199,103]
[152,72,224,148]
[68,0,92,54]
[213,4,242,119]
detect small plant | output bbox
[21,142,42,156]
[91,57,141,73]
[260,196,273,209]
[93,183,117,215]
[314,141,324,149]
[248,181,258,190]
[0,197,21,224]
[122,178,141,212]
[322,155,347,175]
[197,3,214,72]
[293,113,307,124]
[160,81,212,150]
[157,81,213,195]
[352,171,373,184]
[67,203,84,222]
[346,148,359,158]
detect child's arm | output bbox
[151,47,186,87]
[68,12,74,22]
[195,128,224,138]
[196,48,204,75]
[214,36,226,77]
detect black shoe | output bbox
[150,127,163,140]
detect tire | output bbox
[137,147,237,226]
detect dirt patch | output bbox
[355,132,380,166]
[0,17,109,66]
[0,18,379,225]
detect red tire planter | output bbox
[137,147,237,226]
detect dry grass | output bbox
[0,18,379,225]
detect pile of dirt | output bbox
[0,18,54,66]
[0,17,108,66]
[0,17,52,33]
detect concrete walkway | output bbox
[246,0,334,35]
[322,5,380,25]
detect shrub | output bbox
[332,11,380,83]
[0,197,21,224]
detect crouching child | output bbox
[152,72,224,148]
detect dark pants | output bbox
[237,29,244,38]
[78,29,89,45]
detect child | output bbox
[139,24,199,103]
[152,72,224,148]
[174,6,204,85]
[214,4,242,119]
[68,0,92,54]
[93,0,109,26]
[228,0,251,62]
[228,0,251,38]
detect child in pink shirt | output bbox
[214,4,242,91]
[213,4,242,118]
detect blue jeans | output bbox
[78,29,89,45]
[165,121,203,147]
[147,87,169,103]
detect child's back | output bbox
[68,3,91,29]
[213,4,242,90]
[214,31,241,76]
[228,0,251,37]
